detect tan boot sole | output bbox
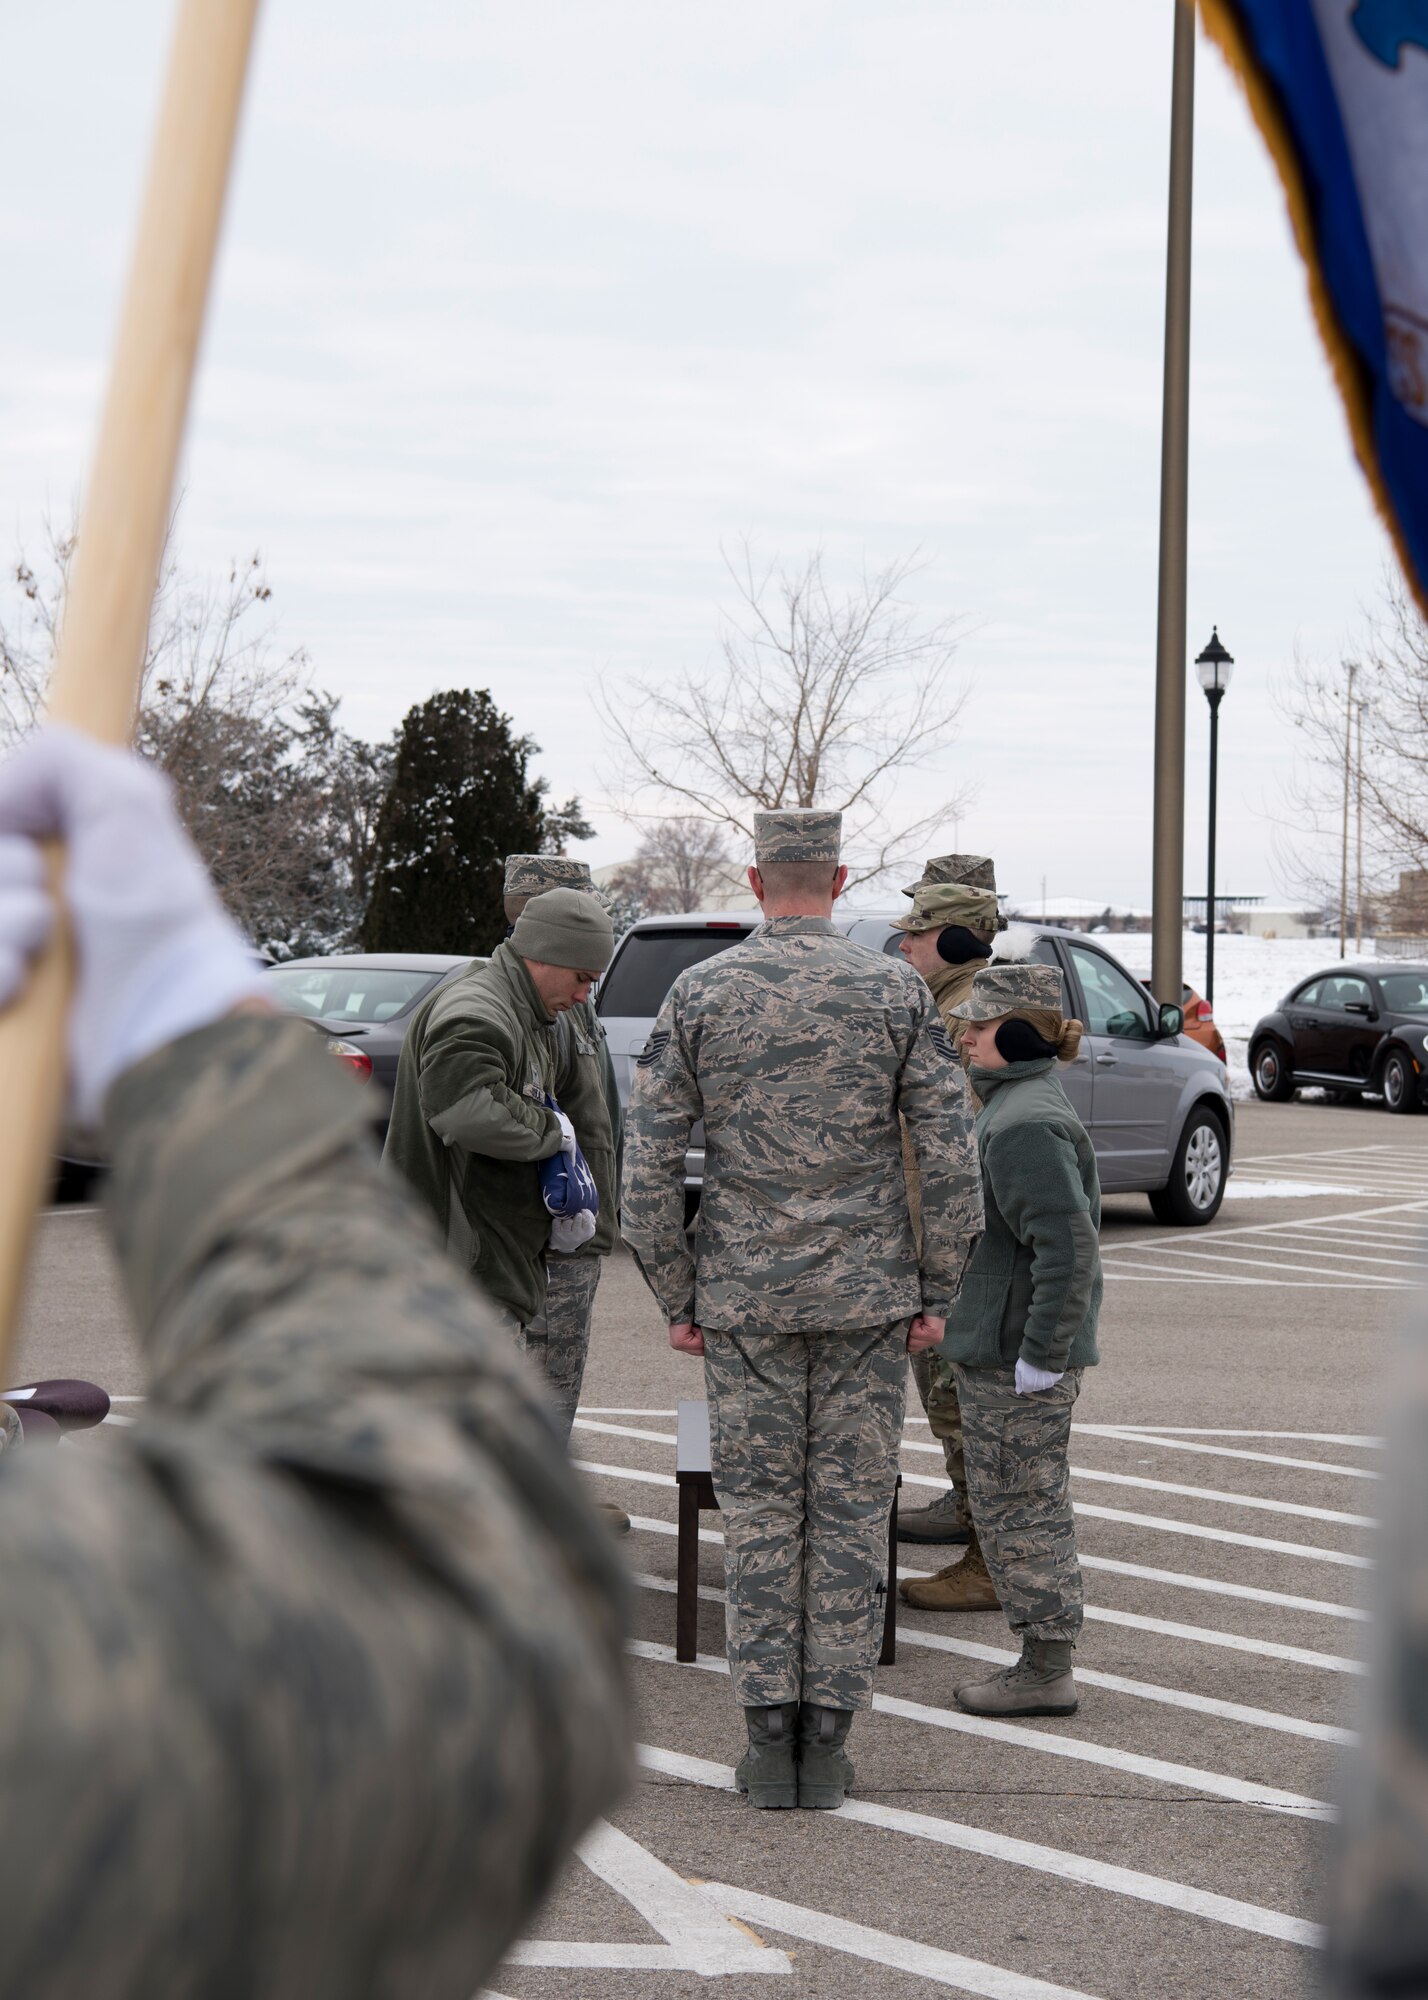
[955,1691,1078,1717]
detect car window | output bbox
[1321,975,1372,1011]
[596,927,753,1017]
[266,966,447,1022]
[1067,943,1153,1041]
[1292,980,1323,1006]
[1377,971,1428,1014]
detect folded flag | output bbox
[1202,0,1428,610]
[538,1094,600,1217]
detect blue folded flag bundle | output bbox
[1203,0,1428,610]
[538,1094,600,1217]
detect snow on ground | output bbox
[1091,930,1370,1101]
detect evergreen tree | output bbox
[361,689,583,953]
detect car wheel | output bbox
[1250,1038,1295,1102]
[1149,1109,1228,1227]
[1382,1048,1420,1116]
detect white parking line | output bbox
[581,1461,1372,1615]
[700,1882,1109,1999]
[638,1746,1323,1949]
[628,1572,1354,1745]
[624,1516,1368,1669]
[628,1641,1333,1820]
[575,1419,1377,1531]
[899,1435,1376,1527]
[1074,1428,1381,1479]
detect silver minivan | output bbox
[597,910,1234,1226]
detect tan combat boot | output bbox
[955,1638,1078,1717]
[898,1530,1001,1612]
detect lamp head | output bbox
[1195,626,1234,697]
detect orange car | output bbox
[1181,985,1227,1062]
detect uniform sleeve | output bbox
[896,990,984,1317]
[984,1120,1099,1372]
[0,1017,631,1994]
[419,1006,561,1160]
[621,993,702,1323]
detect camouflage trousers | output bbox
[909,1350,970,1528]
[519,1256,601,1438]
[953,1363,1085,1642]
[703,1322,907,1711]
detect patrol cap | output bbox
[901,852,997,899]
[510,888,615,973]
[503,853,593,897]
[948,962,1062,1021]
[892,882,1007,936]
[753,808,842,865]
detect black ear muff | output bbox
[994,1018,1058,1064]
[936,925,994,967]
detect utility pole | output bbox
[1355,696,1365,953]
[1340,660,1357,957]
[1151,0,1196,1006]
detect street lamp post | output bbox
[1195,627,1234,1007]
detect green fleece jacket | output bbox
[384,944,575,1324]
[942,1057,1102,1373]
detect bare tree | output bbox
[597,547,970,887]
[0,528,371,953]
[1274,576,1428,930]
[608,815,733,912]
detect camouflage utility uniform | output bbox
[944,964,1102,1648]
[0,1016,630,1996]
[624,841,983,1712]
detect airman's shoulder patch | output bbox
[637,1029,672,1068]
[927,1022,955,1060]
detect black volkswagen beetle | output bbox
[1249,962,1428,1112]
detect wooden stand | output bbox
[674,1397,899,1667]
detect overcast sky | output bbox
[0,1,1396,909]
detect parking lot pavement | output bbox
[10,1096,1421,1996]
[507,1094,1418,2000]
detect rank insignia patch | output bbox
[637,1030,671,1068]
[927,1023,955,1060]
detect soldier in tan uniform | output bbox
[0,728,630,1996]
[623,809,982,1811]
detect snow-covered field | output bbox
[1093,931,1369,1100]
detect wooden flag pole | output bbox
[0,0,262,1367]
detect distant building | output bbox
[1005,897,1151,934]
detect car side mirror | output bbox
[1157,1002,1184,1038]
[1344,1001,1374,1017]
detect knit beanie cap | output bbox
[510,888,615,973]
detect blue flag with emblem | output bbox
[1203,0,1428,610]
[537,1093,600,1217]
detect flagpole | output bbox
[0,0,262,1369]
[1151,0,1196,1009]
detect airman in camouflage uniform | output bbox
[1327,1305,1428,1994]
[0,731,631,1998]
[624,809,983,1808]
[503,855,623,1435]
[894,860,1005,1565]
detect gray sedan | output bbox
[596,913,1233,1226]
[266,952,477,1129]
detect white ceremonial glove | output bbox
[555,1109,578,1157]
[549,1209,597,1254]
[1015,1357,1064,1397]
[0,727,271,1123]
